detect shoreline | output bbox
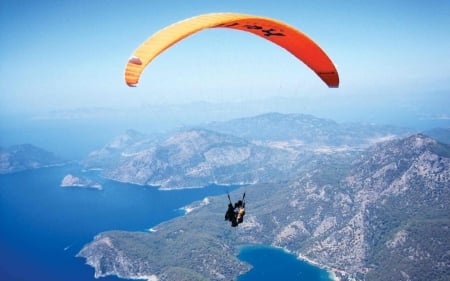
[297,253,347,281]
[238,244,343,281]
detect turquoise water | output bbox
[1,165,332,280]
[238,245,333,281]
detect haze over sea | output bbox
[0,164,333,281]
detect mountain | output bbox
[85,113,414,189]
[77,133,450,281]
[204,112,414,146]
[0,144,64,174]
[350,134,450,281]
[99,128,301,189]
[84,129,155,169]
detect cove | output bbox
[237,245,334,281]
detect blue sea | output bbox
[0,165,333,281]
[238,245,333,281]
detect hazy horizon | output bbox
[1,0,449,157]
[1,97,448,160]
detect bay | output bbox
[0,164,236,281]
[238,245,334,281]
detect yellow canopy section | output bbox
[125,13,339,88]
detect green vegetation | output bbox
[366,219,450,281]
[78,133,449,281]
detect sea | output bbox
[0,164,334,281]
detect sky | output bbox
[1,0,450,152]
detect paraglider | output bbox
[125,12,339,88]
[225,192,246,227]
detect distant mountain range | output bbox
[204,112,413,145]
[0,144,65,174]
[84,113,415,189]
[77,133,450,281]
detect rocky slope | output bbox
[84,113,414,189]
[77,134,450,281]
[99,128,303,189]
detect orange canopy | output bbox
[125,13,339,88]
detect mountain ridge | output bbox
[77,133,450,281]
[0,144,65,174]
[84,113,415,189]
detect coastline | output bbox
[297,253,345,281]
[238,244,340,281]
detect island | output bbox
[60,174,102,190]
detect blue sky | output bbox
[1,0,450,126]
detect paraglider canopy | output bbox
[125,12,339,88]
